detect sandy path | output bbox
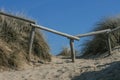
[0,57,83,80]
[0,52,120,80]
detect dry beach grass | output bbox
[0,13,51,70]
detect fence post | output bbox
[70,39,75,62]
[29,26,35,60]
[107,32,112,55]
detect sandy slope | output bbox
[0,50,120,80]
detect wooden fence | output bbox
[0,11,79,62]
[76,29,112,55]
[29,24,79,62]
[0,11,119,62]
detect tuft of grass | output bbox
[81,16,120,56]
[58,47,71,56]
[0,11,51,69]
[33,30,51,61]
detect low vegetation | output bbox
[0,12,51,70]
[58,47,71,56]
[81,16,120,56]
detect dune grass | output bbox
[0,12,51,69]
[58,47,71,56]
[81,16,120,56]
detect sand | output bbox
[0,50,120,80]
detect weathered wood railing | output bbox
[30,24,79,62]
[0,11,119,62]
[76,29,111,37]
[0,11,35,24]
[75,29,112,55]
[76,27,120,55]
[0,11,79,62]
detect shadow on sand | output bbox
[72,61,120,80]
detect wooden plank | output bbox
[107,33,112,55]
[76,29,111,37]
[110,26,120,33]
[28,27,35,60]
[30,23,80,40]
[70,39,75,62]
[0,11,35,23]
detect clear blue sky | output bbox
[0,0,120,55]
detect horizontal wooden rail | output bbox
[76,29,111,37]
[110,26,120,33]
[2,11,119,62]
[0,11,35,24]
[30,23,80,40]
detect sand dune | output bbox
[0,50,120,80]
